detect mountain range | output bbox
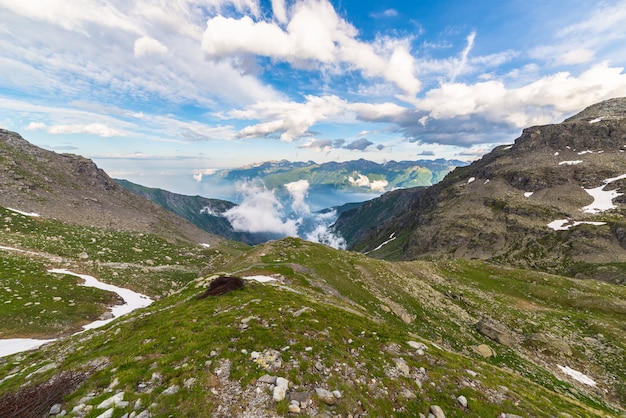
[195,158,467,210]
[334,98,626,284]
[0,99,625,417]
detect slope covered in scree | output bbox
[335,98,626,283]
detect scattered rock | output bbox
[256,374,276,385]
[394,358,411,377]
[407,341,427,350]
[97,392,125,409]
[476,319,518,347]
[526,333,572,356]
[50,403,63,415]
[456,395,468,408]
[429,405,445,418]
[473,344,496,358]
[162,385,179,395]
[315,388,336,405]
[293,307,312,317]
[289,391,311,405]
[96,408,114,418]
[273,377,289,401]
[183,377,196,389]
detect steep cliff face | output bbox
[0,129,220,244]
[335,98,626,282]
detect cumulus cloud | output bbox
[227,95,407,142]
[134,36,168,58]
[193,168,218,183]
[201,0,421,96]
[25,121,124,137]
[46,123,123,137]
[25,121,46,131]
[299,139,333,152]
[348,173,388,192]
[418,150,435,156]
[345,138,373,150]
[285,179,310,215]
[403,62,626,145]
[223,181,298,235]
[271,0,288,24]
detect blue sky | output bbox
[1,0,626,196]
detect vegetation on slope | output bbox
[1,223,624,416]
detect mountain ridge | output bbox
[0,129,220,245]
[334,97,626,282]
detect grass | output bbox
[0,208,624,416]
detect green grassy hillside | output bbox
[1,209,624,416]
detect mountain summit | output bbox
[335,98,626,282]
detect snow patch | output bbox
[557,365,596,386]
[244,275,276,283]
[524,192,533,198]
[467,177,475,184]
[582,173,626,214]
[6,208,40,217]
[1,268,153,357]
[558,160,582,166]
[554,151,560,156]
[200,243,211,248]
[365,232,396,254]
[589,117,602,124]
[48,269,153,330]
[548,219,606,231]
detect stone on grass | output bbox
[429,405,445,418]
[273,377,289,401]
[98,392,124,409]
[315,388,336,405]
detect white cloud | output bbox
[450,31,476,82]
[227,95,408,141]
[557,48,595,65]
[223,181,298,235]
[134,36,168,58]
[271,0,288,24]
[415,62,626,131]
[47,123,124,137]
[25,121,46,131]
[201,0,421,95]
[192,168,218,182]
[348,173,388,191]
[0,0,141,35]
[285,179,310,215]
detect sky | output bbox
[1,0,626,197]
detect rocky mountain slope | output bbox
[334,98,626,283]
[0,129,220,245]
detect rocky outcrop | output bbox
[335,98,626,282]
